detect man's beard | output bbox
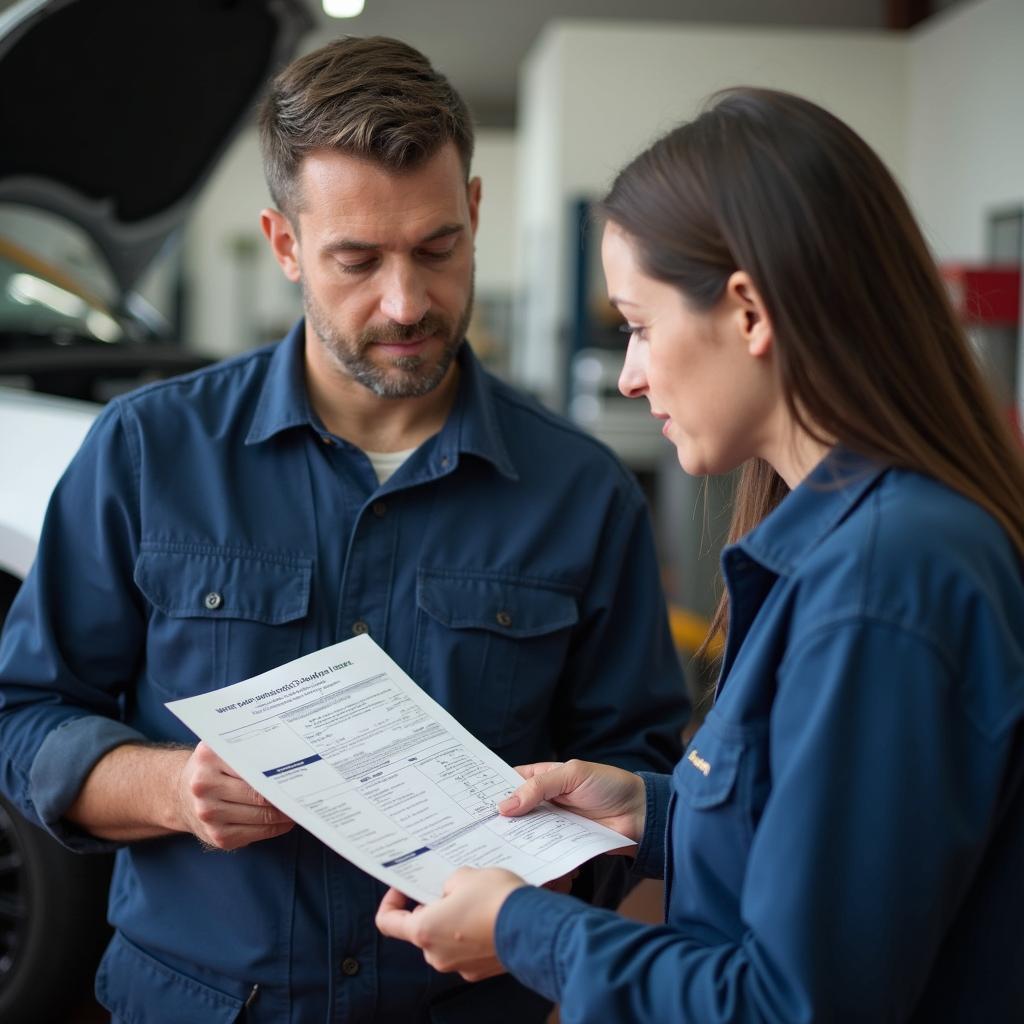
[302,276,473,399]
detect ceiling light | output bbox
[323,0,365,17]
[8,273,84,318]
[85,310,121,343]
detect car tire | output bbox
[0,793,113,1023]
[0,575,113,1022]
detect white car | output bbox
[0,0,310,1019]
[0,387,97,582]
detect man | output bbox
[0,36,686,1023]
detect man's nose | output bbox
[379,264,430,326]
[618,337,648,398]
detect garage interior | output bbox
[0,0,1020,1020]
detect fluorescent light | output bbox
[8,273,84,318]
[85,310,121,343]
[323,0,364,17]
[8,273,120,341]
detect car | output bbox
[0,0,311,1019]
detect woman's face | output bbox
[601,222,780,478]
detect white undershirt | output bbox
[364,447,417,485]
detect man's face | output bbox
[265,144,479,399]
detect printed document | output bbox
[165,635,633,904]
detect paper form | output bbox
[165,634,634,904]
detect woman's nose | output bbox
[618,337,648,398]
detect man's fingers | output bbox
[244,784,275,807]
[200,819,294,852]
[194,771,290,817]
[194,799,292,828]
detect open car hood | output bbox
[0,0,312,296]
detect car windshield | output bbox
[0,201,184,349]
[0,204,127,345]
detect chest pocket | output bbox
[666,718,769,929]
[134,544,312,700]
[412,569,579,751]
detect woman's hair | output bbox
[598,87,1024,658]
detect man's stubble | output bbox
[301,272,474,400]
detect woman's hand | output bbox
[499,759,646,853]
[375,867,526,980]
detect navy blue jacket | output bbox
[497,451,1024,1023]
[0,322,687,1023]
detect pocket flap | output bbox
[96,931,244,1024]
[135,545,311,624]
[674,729,743,809]
[417,570,578,639]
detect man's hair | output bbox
[257,36,474,216]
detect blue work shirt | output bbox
[496,450,1024,1023]
[0,321,687,1024]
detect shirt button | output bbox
[372,501,387,518]
[341,957,360,976]
[321,435,334,446]
[440,455,450,468]
[204,592,223,611]
[496,610,512,627]
[352,620,369,635]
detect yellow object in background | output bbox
[668,605,723,659]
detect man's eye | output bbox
[339,259,377,274]
[419,248,455,261]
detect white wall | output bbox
[181,127,518,358]
[906,0,1024,420]
[181,128,294,357]
[514,20,909,405]
[472,130,519,294]
[512,34,564,390]
[907,0,1024,261]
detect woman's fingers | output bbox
[375,887,419,940]
[512,761,564,780]
[499,761,580,816]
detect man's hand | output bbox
[175,741,294,851]
[498,759,646,853]
[376,867,526,981]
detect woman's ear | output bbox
[725,271,773,358]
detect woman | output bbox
[377,88,1024,1022]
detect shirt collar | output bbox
[245,320,519,481]
[245,319,314,446]
[736,447,888,577]
[439,342,519,481]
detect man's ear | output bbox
[466,177,482,237]
[260,208,302,283]
[725,271,773,358]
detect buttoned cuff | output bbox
[495,886,589,1003]
[632,771,671,879]
[29,714,149,852]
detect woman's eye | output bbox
[619,323,646,339]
